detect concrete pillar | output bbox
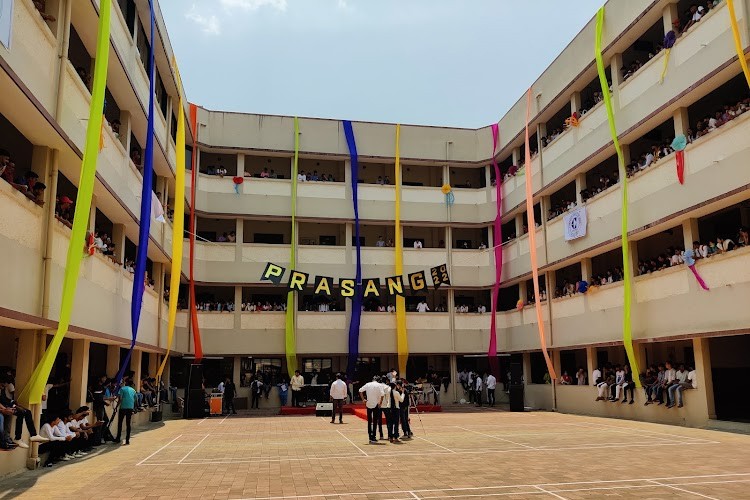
[512,147,521,167]
[106,345,120,378]
[69,339,91,409]
[131,350,143,391]
[515,213,524,237]
[166,96,174,145]
[233,356,241,387]
[235,218,244,261]
[673,107,690,137]
[519,280,528,304]
[581,258,593,283]
[15,331,40,405]
[610,53,624,91]
[234,286,242,329]
[112,223,126,265]
[449,354,458,403]
[571,91,582,115]
[484,165,492,191]
[663,2,679,35]
[628,241,639,279]
[538,123,548,145]
[443,164,450,186]
[586,346,596,384]
[522,352,532,385]
[682,218,700,251]
[693,337,716,419]
[575,173,587,205]
[547,271,557,300]
[120,110,133,154]
[552,350,562,383]
[237,153,245,177]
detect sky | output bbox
[160,0,605,128]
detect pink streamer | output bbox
[488,124,503,364]
[689,264,710,291]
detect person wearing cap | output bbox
[329,373,347,424]
[358,376,384,444]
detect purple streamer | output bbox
[117,0,155,383]
[343,121,363,378]
[689,265,710,290]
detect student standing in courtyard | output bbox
[329,373,347,424]
[486,372,497,407]
[359,376,384,444]
[115,379,137,445]
[291,370,305,407]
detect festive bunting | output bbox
[117,0,156,384]
[659,30,677,84]
[596,7,640,386]
[343,120,363,378]
[285,118,300,378]
[488,124,503,376]
[727,0,750,90]
[156,60,187,380]
[523,88,557,382]
[188,103,203,362]
[394,124,408,375]
[18,0,112,405]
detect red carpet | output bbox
[280,404,441,419]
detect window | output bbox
[302,358,333,383]
[117,0,137,36]
[240,357,282,387]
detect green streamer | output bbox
[18,0,113,405]
[595,7,641,386]
[285,118,299,378]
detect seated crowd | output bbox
[593,362,697,408]
[673,1,724,37]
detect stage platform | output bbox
[280,403,442,421]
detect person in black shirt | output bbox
[0,377,47,449]
[223,378,237,415]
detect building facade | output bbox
[1,0,749,472]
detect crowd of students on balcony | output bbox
[638,231,747,276]
[240,301,286,312]
[674,1,724,37]
[215,232,237,243]
[693,97,750,140]
[1,150,48,206]
[548,200,578,221]
[593,361,698,408]
[580,173,618,202]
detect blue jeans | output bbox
[279,390,288,406]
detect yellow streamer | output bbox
[285,118,299,378]
[156,61,186,380]
[18,0,113,405]
[727,0,750,90]
[659,48,671,84]
[596,7,641,386]
[394,124,408,376]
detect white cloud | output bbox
[219,0,288,11]
[186,6,221,35]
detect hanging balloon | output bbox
[516,299,525,311]
[671,135,688,185]
[442,183,454,206]
[232,176,244,194]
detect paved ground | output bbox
[2,408,750,499]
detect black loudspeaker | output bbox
[150,410,163,422]
[184,364,205,419]
[509,384,524,412]
[510,363,523,385]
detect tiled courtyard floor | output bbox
[2,409,750,499]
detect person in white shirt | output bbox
[40,415,73,466]
[593,367,609,401]
[217,380,225,394]
[659,361,677,405]
[387,304,395,313]
[474,373,484,407]
[486,373,497,407]
[359,377,385,444]
[387,382,405,442]
[329,373,348,424]
[375,236,386,247]
[290,370,305,408]
[667,364,692,408]
[613,366,626,401]
[380,379,392,440]
[477,305,487,314]
[413,240,423,249]
[416,301,430,313]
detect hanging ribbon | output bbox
[343,121,363,378]
[232,176,244,194]
[523,89,557,382]
[596,7,641,386]
[188,103,203,361]
[17,0,112,405]
[117,0,156,384]
[659,30,676,84]
[394,124,408,376]
[441,184,454,206]
[488,124,503,378]
[684,250,710,291]
[156,61,187,380]
[285,117,300,378]
[671,135,687,184]
[727,0,750,90]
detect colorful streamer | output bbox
[523,89,557,382]
[343,121,363,378]
[17,0,112,405]
[117,0,156,384]
[488,124,503,377]
[188,103,203,361]
[727,0,750,90]
[689,265,710,291]
[675,151,685,184]
[596,7,641,385]
[659,31,676,84]
[394,124,408,376]
[285,117,300,378]
[156,62,187,380]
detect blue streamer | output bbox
[343,121,363,378]
[117,0,155,383]
[445,192,455,206]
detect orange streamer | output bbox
[523,88,557,381]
